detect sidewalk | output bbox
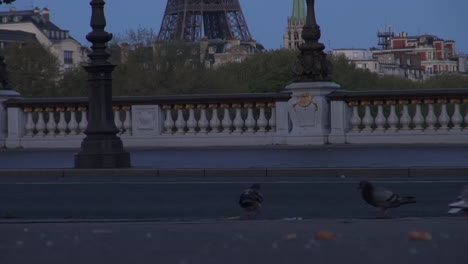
[1,218,467,264]
[1,144,468,178]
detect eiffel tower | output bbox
[157,0,253,42]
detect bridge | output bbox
[2,84,468,149]
[1,1,468,263]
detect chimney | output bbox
[33,7,40,14]
[42,7,50,21]
[9,6,17,12]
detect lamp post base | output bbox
[74,134,131,168]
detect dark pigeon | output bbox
[448,185,468,215]
[239,183,263,218]
[358,180,416,217]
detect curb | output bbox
[0,167,467,181]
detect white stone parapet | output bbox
[2,88,468,149]
[0,93,292,148]
[328,89,468,144]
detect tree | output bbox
[57,67,87,97]
[4,40,61,96]
[0,0,16,4]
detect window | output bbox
[64,50,73,65]
[2,16,9,23]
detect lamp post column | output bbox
[286,0,340,145]
[75,0,131,168]
[293,0,332,82]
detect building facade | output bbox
[330,49,379,73]
[283,0,306,50]
[0,7,87,71]
[372,30,459,79]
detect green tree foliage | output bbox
[220,49,297,93]
[421,74,468,89]
[57,67,87,97]
[329,54,419,90]
[4,41,61,96]
[0,0,16,4]
[7,26,468,97]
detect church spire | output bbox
[292,0,306,22]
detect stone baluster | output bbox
[437,99,449,131]
[373,101,385,132]
[386,100,398,132]
[78,107,88,134]
[450,99,463,130]
[122,106,131,135]
[34,107,46,136]
[46,107,57,136]
[67,107,79,135]
[349,101,361,132]
[24,107,34,136]
[221,103,233,133]
[186,104,197,134]
[197,104,209,134]
[361,101,373,132]
[399,100,411,130]
[163,105,174,134]
[174,105,186,134]
[411,100,424,130]
[464,99,468,130]
[256,103,267,133]
[232,103,244,133]
[113,106,123,134]
[267,102,276,132]
[208,104,220,133]
[26,114,36,136]
[424,99,437,131]
[56,107,67,136]
[244,103,256,133]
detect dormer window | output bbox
[208,46,215,54]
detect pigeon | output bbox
[239,183,263,218]
[358,180,416,217]
[448,185,468,215]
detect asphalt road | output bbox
[1,218,468,264]
[1,179,466,220]
[1,145,468,169]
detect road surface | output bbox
[1,178,466,220]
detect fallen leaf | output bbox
[314,231,337,241]
[408,231,432,241]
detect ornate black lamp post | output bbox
[75,0,131,168]
[293,0,332,82]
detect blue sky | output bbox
[2,0,467,53]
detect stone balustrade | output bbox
[161,102,277,134]
[2,86,468,148]
[328,89,468,144]
[1,93,290,148]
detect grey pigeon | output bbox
[239,183,263,218]
[448,185,468,215]
[358,180,416,217]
